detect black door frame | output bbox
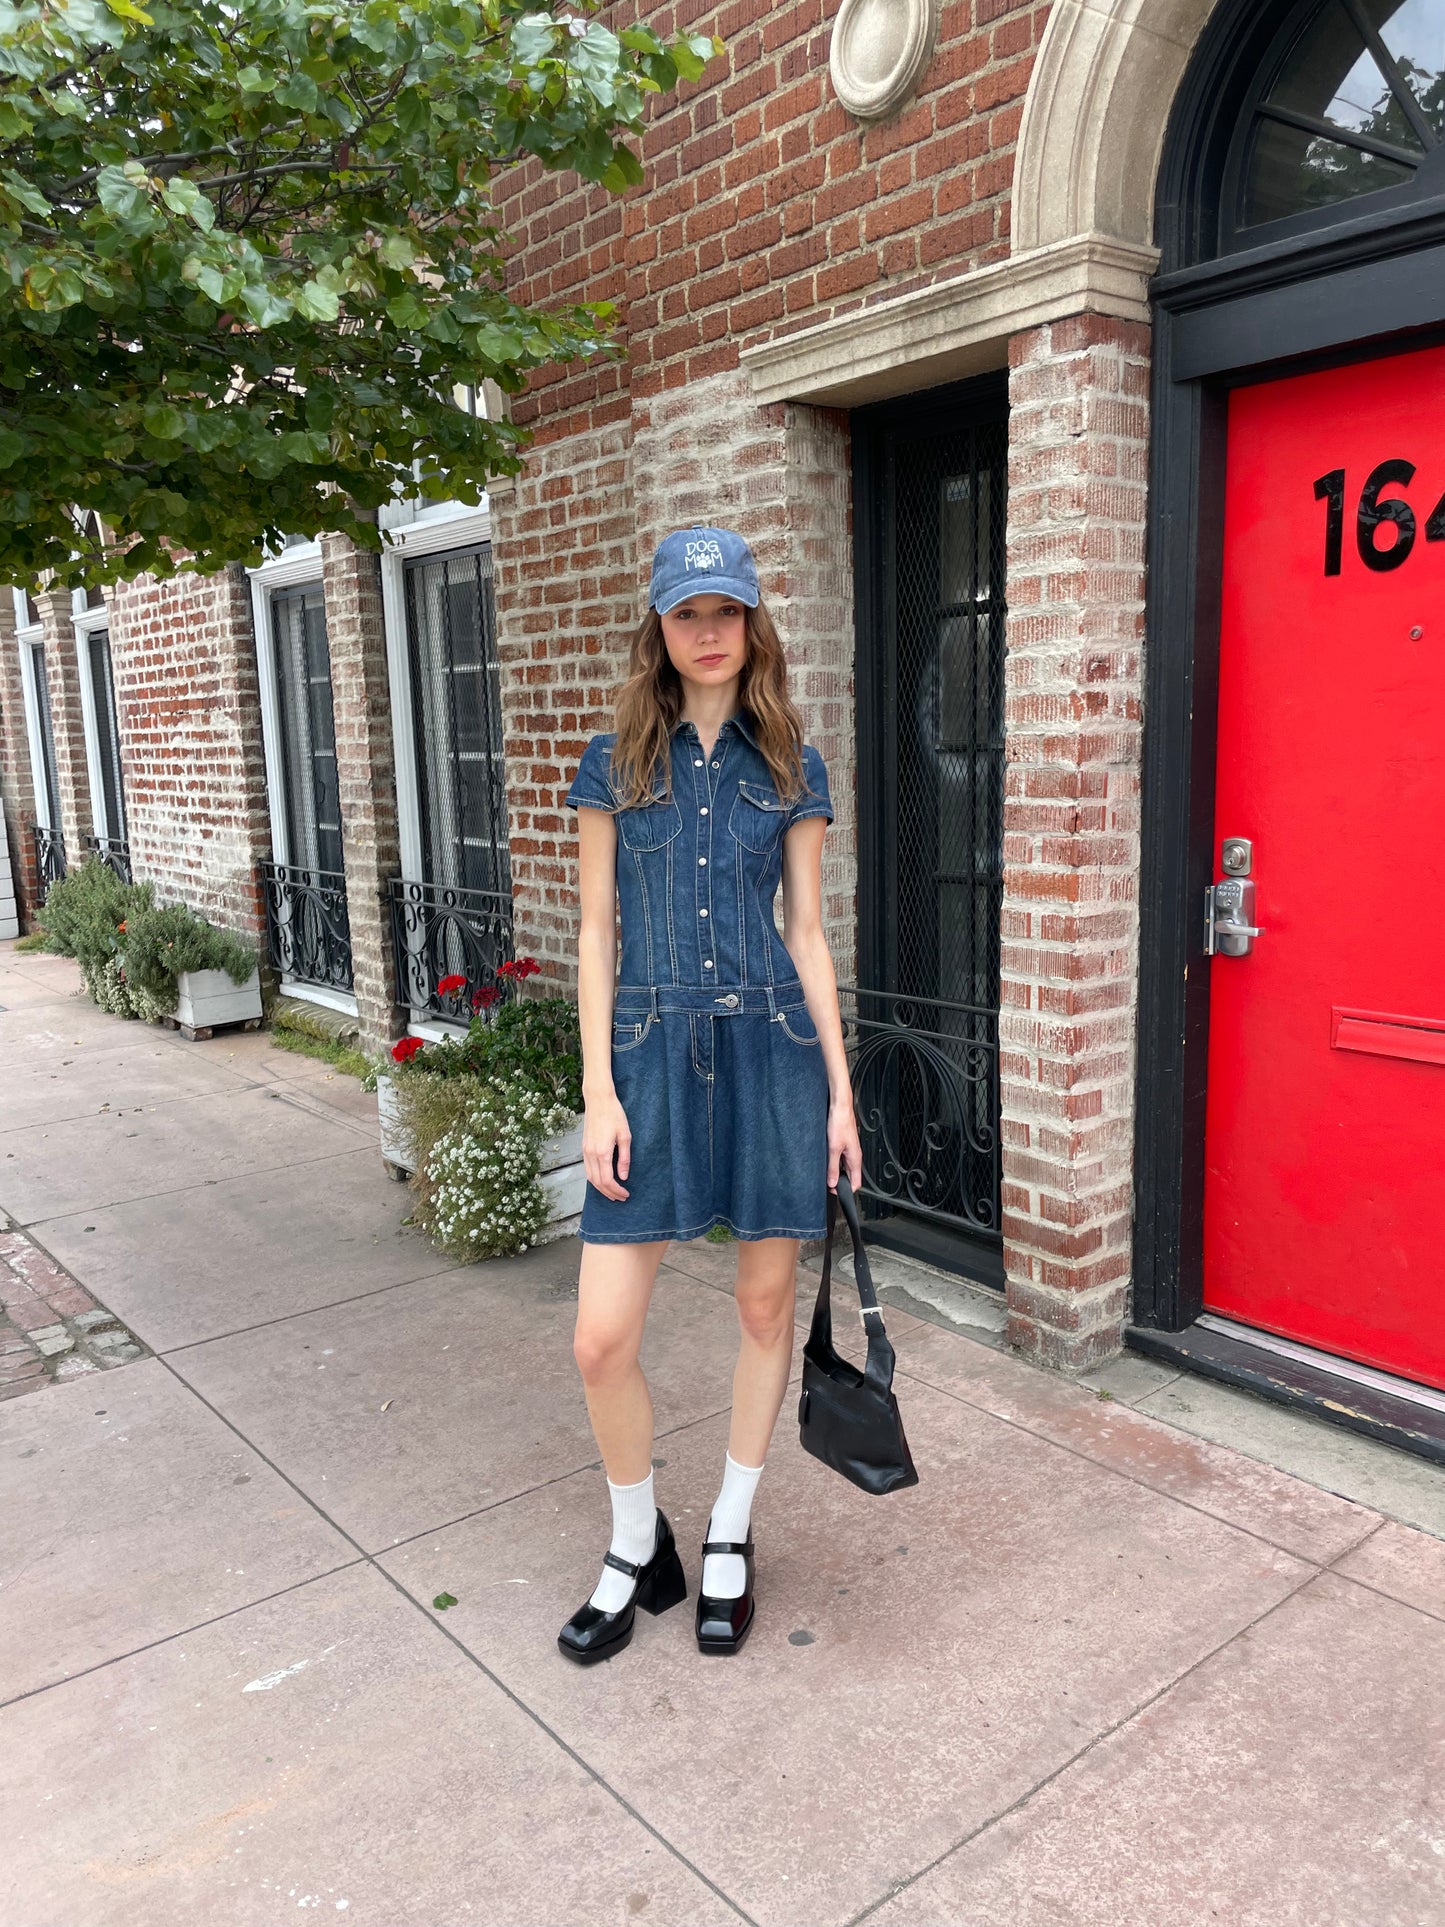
[1131,0,1445,1331]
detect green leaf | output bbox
[239,282,294,328]
[94,164,147,221]
[510,14,557,69]
[140,401,185,439]
[0,428,27,468]
[293,277,340,322]
[103,0,153,22]
[160,177,215,232]
[432,1591,458,1611]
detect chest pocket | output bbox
[615,791,683,851]
[729,780,790,853]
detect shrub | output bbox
[37,857,152,973]
[122,903,257,1014]
[82,954,167,1024]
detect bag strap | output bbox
[807,1171,897,1395]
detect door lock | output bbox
[1206,838,1264,957]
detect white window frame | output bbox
[377,502,493,1034]
[71,590,120,844]
[244,540,358,1017]
[13,589,54,834]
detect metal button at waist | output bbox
[717,993,740,1007]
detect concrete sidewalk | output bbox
[1,941,1442,1927]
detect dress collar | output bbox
[673,708,761,750]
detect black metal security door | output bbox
[88,629,127,845]
[272,585,343,877]
[404,544,511,895]
[263,584,354,993]
[852,376,1008,1284]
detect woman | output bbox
[558,524,863,1664]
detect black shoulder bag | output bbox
[797,1172,919,1495]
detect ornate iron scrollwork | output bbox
[836,983,1001,1241]
[83,835,132,885]
[389,877,515,1020]
[31,823,67,899]
[261,860,354,992]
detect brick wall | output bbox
[106,566,271,940]
[499,0,1047,441]
[999,314,1151,1370]
[489,415,638,981]
[320,533,402,1052]
[36,589,94,867]
[0,595,40,924]
[494,367,857,991]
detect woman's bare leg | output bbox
[573,1239,669,1483]
[727,1236,798,1464]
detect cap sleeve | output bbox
[563,733,617,812]
[787,744,833,828]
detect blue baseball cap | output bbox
[647,526,760,618]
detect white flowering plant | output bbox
[418,1074,577,1263]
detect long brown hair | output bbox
[606,596,817,810]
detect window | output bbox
[403,544,510,895]
[270,585,344,876]
[1228,0,1445,240]
[27,639,61,832]
[86,627,127,846]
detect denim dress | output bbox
[564,709,834,1242]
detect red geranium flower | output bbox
[391,1036,426,1064]
[471,984,501,1011]
[436,973,468,997]
[498,956,541,980]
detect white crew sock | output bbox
[702,1453,764,1598]
[588,1470,659,1613]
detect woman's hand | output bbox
[583,1090,633,1201]
[826,1093,864,1195]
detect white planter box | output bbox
[377,1074,584,1242]
[376,1072,415,1178]
[174,967,262,1037]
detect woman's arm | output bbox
[779,816,863,1192]
[575,805,632,1200]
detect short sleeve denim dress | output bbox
[564,709,834,1243]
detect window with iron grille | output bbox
[270,584,343,875]
[87,627,126,844]
[403,544,511,895]
[28,639,62,830]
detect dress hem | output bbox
[577,1213,825,1245]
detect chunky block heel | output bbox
[695,1535,756,1655]
[557,1509,686,1665]
[636,1544,688,1616]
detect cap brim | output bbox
[651,576,761,616]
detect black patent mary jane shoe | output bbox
[695,1536,756,1656]
[557,1510,688,1667]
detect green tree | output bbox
[0,0,717,589]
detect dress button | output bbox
[703,958,714,968]
[700,806,708,815]
[698,857,706,866]
[694,758,702,766]
[712,760,720,768]
[725,993,739,1007]
[699,907,708,917]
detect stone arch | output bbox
[1012,0,1223,257]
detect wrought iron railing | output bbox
[389,877,514,1020]
[30,823,66,898]
[836,983,1001,1248]
[261,860,354,993]
[83,834,132,884]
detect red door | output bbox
[1204,343,1445,1394]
